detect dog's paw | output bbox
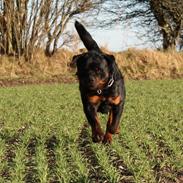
[115,126,120,134]
[92,128,104,143]
[103,132,112,144]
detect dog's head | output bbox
[71,21,116,90]
[72,51,115,90]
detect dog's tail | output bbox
[75,21,101,52]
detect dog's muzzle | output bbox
[97,75,114,95]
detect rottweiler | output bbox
[71,21,125,144]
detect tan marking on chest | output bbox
[88,95,103,104]
[108,96,121,105]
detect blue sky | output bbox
[67,20,157,52]
[70,23,153,51]
[88,26,142,51]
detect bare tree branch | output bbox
[95,0,183,50]
[0,0,104,60]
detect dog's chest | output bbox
[88,95,121,105]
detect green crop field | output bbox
[0,80,183,183]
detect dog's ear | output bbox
[70,55,79,68]
[104,54,116,74]
[70,54,84,69]
[75,21,101,52]
[105,54,115,62]
[70,55,80,68]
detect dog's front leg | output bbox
[103,102,124,144]
[83,103,104,143]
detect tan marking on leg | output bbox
[92,114,104,143]
[103,132,112,144]
[103,111,113,144]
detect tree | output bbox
[150,0,183,49]
[0,0,103,60]
[98,0,183,50]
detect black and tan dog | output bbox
[72,21,125,144]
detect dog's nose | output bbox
[89,78,95,83]
[89,77,95,83]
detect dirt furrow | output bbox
[77,123,109,183]
[152,139,177,183]
[1,135,19,180]
[25,137,39,183]
[143,133,177,183]
[45,135,60,183]
[106,148,134,183]
[0,125,28,181]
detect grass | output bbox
[0,80,183,182]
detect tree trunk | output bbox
[162,29,176,50]
[150,0,179,50]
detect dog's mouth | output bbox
[87,77,108,90]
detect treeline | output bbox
[0,0,183,62]
[0,0,102,61]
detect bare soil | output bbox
[0,75,77,87]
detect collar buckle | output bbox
[96,75,114,95]
[97,89,102,95]
[107,75,114,88]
